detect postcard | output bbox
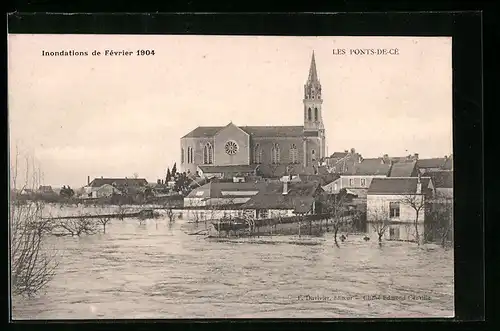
[8,33,454,319]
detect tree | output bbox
[171,163,177,177]
[166,168,171,182]
[10,145,58,297]
[321,189,349,247]
[55,216,99,237]
[97,217,112,234]
[425,193,453,248]
[370,205,390,244]
[400,193,425,245]
[166,208,176,223]
[174,172,191,194]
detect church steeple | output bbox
[303,50,326,162]
[307,51,319,83]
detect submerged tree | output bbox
[369,205,390,244]
[400,193,425,245]
[10,145,58,297]
[322,189,349,247]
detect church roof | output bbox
[182,125,305,138]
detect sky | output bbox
[8,35,453,188]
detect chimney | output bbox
[101,176,103,179]
[350,148,355,154]
[282,177,289,195]
[157,179,161,185]
[87,176,90,185]
[414,153,419,160]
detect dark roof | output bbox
[425,171,453,189]
[416,158,447,169]
[183,125,305,138]
[388,161,417,177]
[241,181,322,212]
[88,178,148,188]
[344,158,391,176]
[367,177,432,195]
[198,164,259,174]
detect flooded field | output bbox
[11,205,454,319]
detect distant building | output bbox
[88,184,122,199]
[366,176,435,224]
[322,158,392,197]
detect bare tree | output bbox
[322,190,349,247]
[10,145,58,297]
[97,217,112,234]
[55,216,99,237]
[166,208,176,223]
[400,193,425,245]
[425,193,453,248]
[370,206,390,244]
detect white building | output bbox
[366,176,434,224]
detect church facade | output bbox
[180,52,327,178]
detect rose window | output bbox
[225,141,238,155]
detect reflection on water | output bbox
[11,205,454,319]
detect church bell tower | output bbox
[303,51,326,160]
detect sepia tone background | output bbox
[8,35,452,188]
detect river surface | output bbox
[11,205,454,319]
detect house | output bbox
[184,180,269,207]
[325,149,363,174]
[425,171,453,198]
[366,176,434,224]
[241,180,324,219]
[388,161,418,177]
[88,184,122,199]
[87,177,148,190]
[322,158,392,197]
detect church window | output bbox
[225,140,239,155]
[307,108,312,121]
[203,143,213,164]
[187,146,194,163]
[272,143,281,164]
[314,108,318,121]
[181,148,185,164]
[253,144,262,164]
[311,149,316,162]
[289,144,298,164]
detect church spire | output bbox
[307,51,319,83]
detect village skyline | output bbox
[8,35,452,188]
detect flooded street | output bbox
[11,207,454,319]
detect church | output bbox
[180,52,327,179]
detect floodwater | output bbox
[11,205,454,319]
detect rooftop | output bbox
[388,161,417,177]
[368,177,433,195]
[182,125,305,138]
[425,171,453,189]
[343,158,392,176]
